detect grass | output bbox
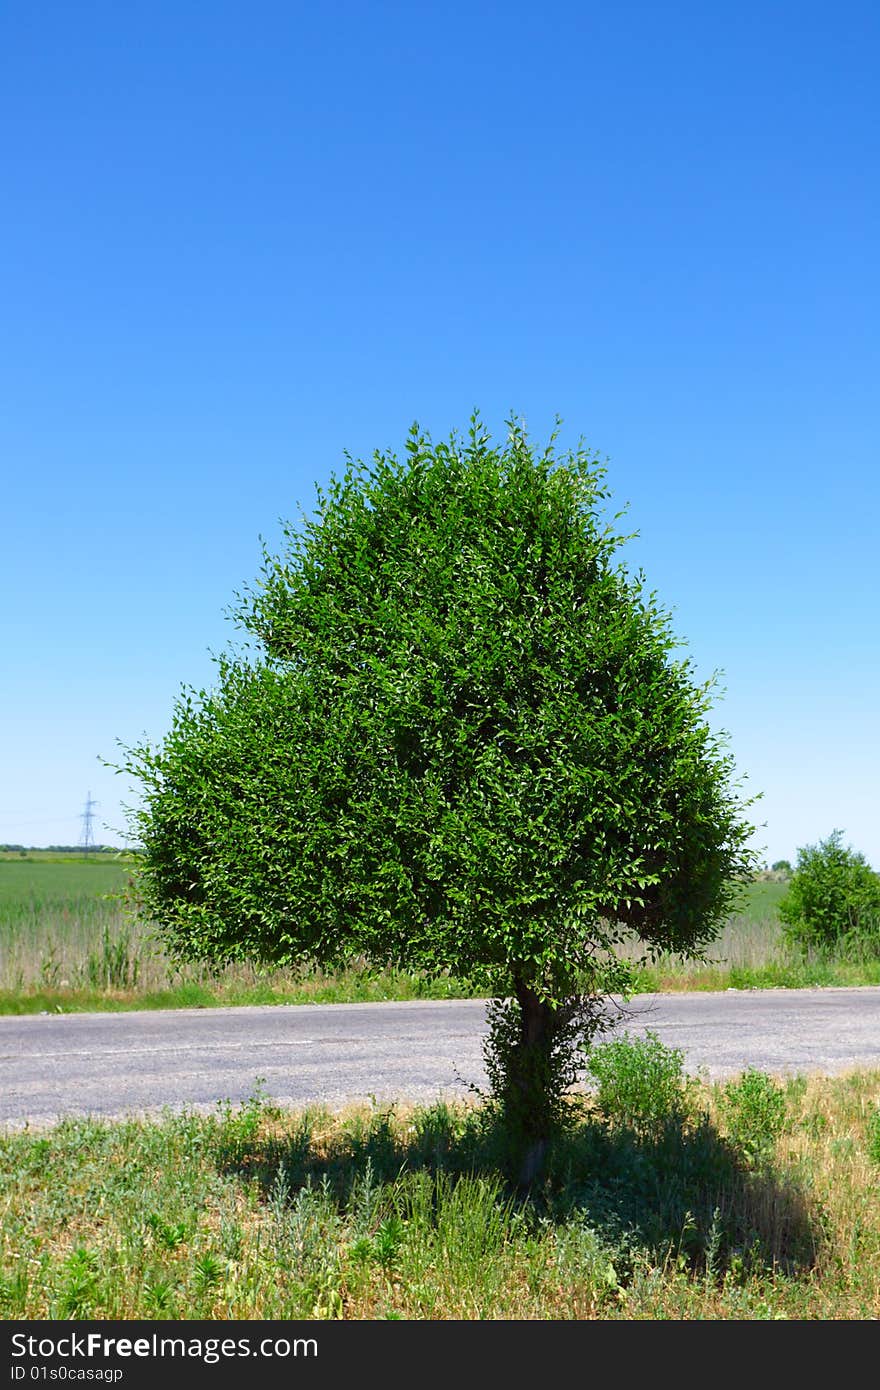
[2,860,879,1015]
[3,1060,880,1319]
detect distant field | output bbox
[739,878,789,914]
[0,854,479,1012]
[0,854,133,904]
[0,859,877,1014]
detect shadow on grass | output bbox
[212,1095,821,1282]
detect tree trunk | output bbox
[510,975,557,1185]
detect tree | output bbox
[121,416,756,1178]
[778,830,880,955]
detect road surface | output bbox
[2,987,880,1129]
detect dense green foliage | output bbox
[778,830,880,956]
[121,416,756,1154]
[718,1069,788,1171]
[583,1030,694,1140]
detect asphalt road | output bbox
[3,987,880,1129]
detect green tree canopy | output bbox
[122,416,757,1172]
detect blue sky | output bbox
[1,1,877,867]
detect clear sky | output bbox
[2,1,877,868]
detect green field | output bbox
[0,852,481,1012]
[1,857,878,1014]
[0,853,133,904]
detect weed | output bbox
[39,942,62,989]
[87,924,140,990]
[143,1275,176,1315]
[55,1248,100,1318]
[583,1030,695,1139]
[718,1069,788,1169]
[192,1252,224,1296]
[372,1215,405,1272]
[214,1080,273,1165]
[146,1213,189,1250]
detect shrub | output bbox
[778,831,880,956]
[718,1069,787,1169]
[583,1030,695,1140]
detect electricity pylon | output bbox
[80,792,99,858]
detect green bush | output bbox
[718,1069,787,1169]
[583,1030,694,1140]
[778,831,880,956]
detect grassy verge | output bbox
[3,1060,880,1319]
[6,956,880,1016]
[0,966,482,1016]
[632,956,880,992]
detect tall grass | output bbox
[0,862,478,1011]
[0,863,142,994]
[1,863,878,1014]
